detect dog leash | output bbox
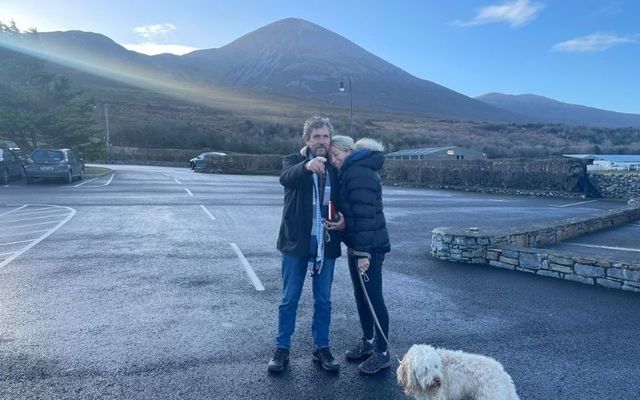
[357,266,390,350]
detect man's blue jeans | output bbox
[276,252,336,350]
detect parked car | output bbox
[0,147,25,184]
[189,152,226,170]
[9,147,29,165]
[24,148,85,184]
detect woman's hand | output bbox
[324,212,345,231]
[357,257,370,274]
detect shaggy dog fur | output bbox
[397,344,519,400]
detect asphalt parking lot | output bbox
[1,164,639,400]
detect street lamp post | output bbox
[338,75,353,134]
[103,103,110,150]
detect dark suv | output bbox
[24,148,85,184]
[0,147,25,184]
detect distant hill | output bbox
[475,93,640,128]
[32,18,518,122]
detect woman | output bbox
[328,135,391,375]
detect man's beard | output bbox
[312,146,327,157]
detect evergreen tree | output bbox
[0,21,103,157]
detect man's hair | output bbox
[330,135,355,152]
[303,116,334,142]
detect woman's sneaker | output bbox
[345,338,374,361]
[358,351,391,375]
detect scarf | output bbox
[309,160,331,277]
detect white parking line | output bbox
[200,205,216,220]
[0,205,76,269]
[10,208,70,217]
[0,239,35,246]
[2,214,71,223]
[185,188,193,196]
[9,220,66,229]
[174,178,181,184]
[74,175,101,187]
[230,243,265,291]
[102,173,115,186]
[0,205,28,217]
[0,229,50,239]
[550,200,598,208]
[75,173,115,187]
[562,242,640,253]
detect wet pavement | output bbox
[0,164,638,400]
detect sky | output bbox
[2,0,639,114]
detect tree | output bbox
[0,21,103,156]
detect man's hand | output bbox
[357,257,370,274]
[324,212,345,231]
[305,156,327,174]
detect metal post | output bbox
[104,103,110,150]
[339,75,353,134]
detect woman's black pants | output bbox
[347,251,389,352]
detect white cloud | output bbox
[123,42,199,56]
[551,33,636,53]
[133,23,176,40]
[455,0,544,28]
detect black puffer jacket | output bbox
[338,149,390,256]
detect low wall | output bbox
[486,247,639,292]
[201,154,282,175]
[382,158,590,197]
[589,171,640,199]
[431,206,640,292]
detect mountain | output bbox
[7,18,640,130]
[475,93,640,128]
[178,18,516,121]
[30,18,518,122]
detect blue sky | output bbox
[2,0,638,113]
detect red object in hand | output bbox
[328,201,338,222]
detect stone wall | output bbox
[382,158,589,196]
[589,171,640,199]
[431,206,640,292]
[200,154,282,175]
[486,247,640,292]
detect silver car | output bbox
[0,148,25,184]
[24,148,85,184]
[189,152,226,170]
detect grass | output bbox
[84,166,112,178]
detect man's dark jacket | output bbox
[277,151,342,259]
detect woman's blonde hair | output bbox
[330,135,355,151]
[354,138,384,152]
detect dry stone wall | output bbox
[431,206,640,292]
[589,172,640,199]
[382,158,589,196]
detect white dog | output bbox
[397,344,519,400]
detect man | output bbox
[268,116,343,373]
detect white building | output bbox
[563,154,640,171]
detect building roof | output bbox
[386,146,458,157]
[563,154,640,162]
